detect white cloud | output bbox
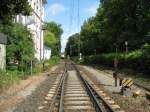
[46,3,65,16]
[85,5,98,15]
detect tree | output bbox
[101,0,150,51]
[44,31,59,56]
[66,0,150,56]
[0,23,34,71]
[44,22,63,56]
[65,33,79,56]
[0,0,31,23]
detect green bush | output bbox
[0,23,34,72]
[40,56,60,72]
[82,48,150,74]
[0,70,22,88]
[0,57,60,89]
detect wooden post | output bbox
[113,58,118,87]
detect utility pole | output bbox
[70,45,72,56]
[113,43,118,87]
[78,34,80,57]
[125,41,128,53]
[94,49,96,55]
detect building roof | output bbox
[0,33,7,44]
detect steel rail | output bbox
[134,83,150,92]
[72,63,115,112]
[48,66,67,112]
[59,63,67,112]
[57,61,116,112]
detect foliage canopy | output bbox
[0,0,31,23]
[44,22,63,56]
[0,23,34,71]
[66,0,150,56]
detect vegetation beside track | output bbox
[83,44,150,74]
[71,45,150,88]
[0,57,60,91]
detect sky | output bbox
[45,0,100,52]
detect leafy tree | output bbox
[65,33,79,56]
[44,22,63,56]
[44,31,59,56]
[0,23,34,71]
[44,31,56,48]
[66,0,150,56]
[45,22,63,38]
[101,0,150,51]
[0,0,31,23]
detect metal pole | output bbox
[78,35,80,59]
[70,45,72,56]
[114,43,118,87]
[94,49,96,55]
[30,60,33,75]
[125,41,128,53]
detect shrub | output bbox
[82,48,150,74]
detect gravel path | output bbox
[13,64,64,112]
[79,65,150,112]
[81,66,121,93]
[0,65,61,112]
[13,74,58,112]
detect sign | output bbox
[121,78,133,88]
[114,58,118,69]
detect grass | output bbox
[0,57,60,91]
[43,56,60,71]
[0,70,21,90]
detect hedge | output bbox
[83,49,150,74]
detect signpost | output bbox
[113,58,118,87]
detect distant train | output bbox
[61,53,65,59]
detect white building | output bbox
[16,0,47,60]
[0,33,7,70]
[44,45,51,60]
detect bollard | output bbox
[121,78,133,96]
[121,87,133,96]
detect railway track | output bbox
[42,62,125,112]
[61,64,95,112]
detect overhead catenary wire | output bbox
[77,0,81,57]
[67,0,81,57]
[68,0,75,34]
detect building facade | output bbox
[0,33,7,70]
[44,45,51,60]
[16,0,47,60]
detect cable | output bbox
[68,0,75,34]
[77,0,81,56]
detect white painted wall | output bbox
[0,44,6,70]
[16,0,46,61]
[44,46,51,60]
